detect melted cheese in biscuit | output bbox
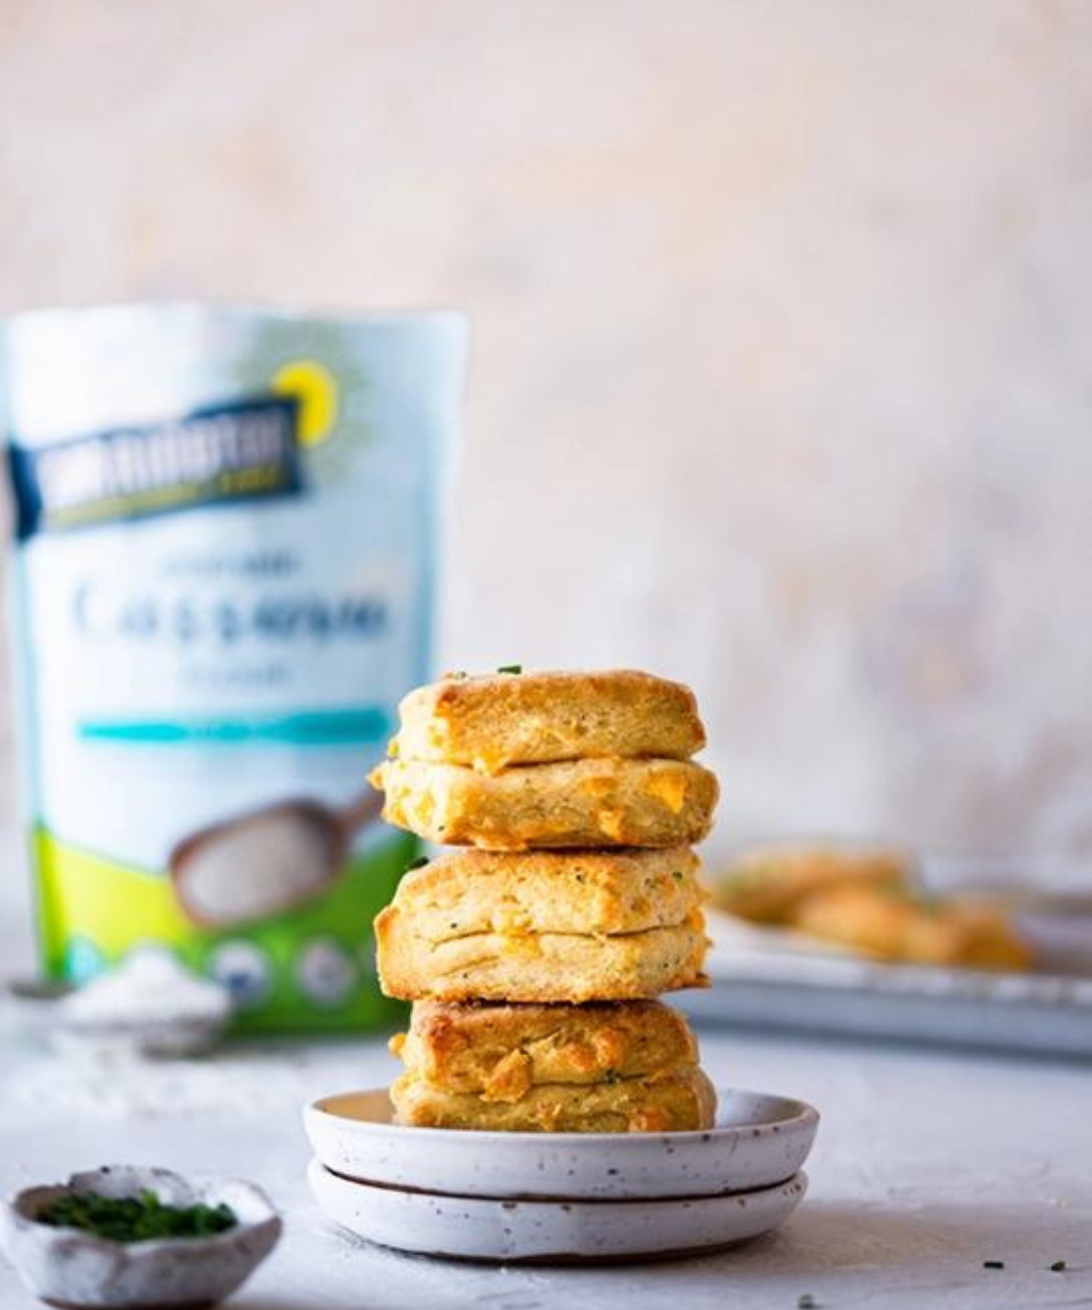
[646,770,689,814]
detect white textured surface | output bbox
[0,1022,1088,1309]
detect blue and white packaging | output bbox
[2,303,466,1030]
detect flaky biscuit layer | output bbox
[391,1066,717,1132]
[385,847,705,939]
[369,756,718,850]
[392,999,700,1098]
[390,669,706,774]
[376,911,710,1003]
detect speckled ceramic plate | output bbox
[308,1158,808,1263]
[303,1087,818,1200]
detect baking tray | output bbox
[684,848,1092,1061]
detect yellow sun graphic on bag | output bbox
[272,359,338,447]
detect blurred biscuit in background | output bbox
[793,884,1033,972]
[714,841,914,925]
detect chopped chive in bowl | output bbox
[37,1191,237,1244]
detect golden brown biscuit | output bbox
[936,900,1034,971]
[376,912,710,1002]
[369,756,719,849]
[383,847,705,941]
[389,669,706,774]
[392,999,700,1099]
[715,841,913,925]
[391,1066,717,1132]
[792,884,1033,971]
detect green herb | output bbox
[1050,1260,1067,1272]
[38,1190,237,1244]
[449,922,459,930]
[575,873,586,884]
[797,1296,816,1309]
[604,1068,620,1084]
[672,871,684,882]
[449,670,468,679]
[405,855,430,871]
[496,664,522,675]
[983,1260,1004,1269]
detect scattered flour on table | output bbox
[0,949,383,1119]
[62,949,231,1029]
[3,1044,346,1119]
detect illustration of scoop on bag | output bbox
[170,791,385,929]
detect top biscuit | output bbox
[388,669,706,774]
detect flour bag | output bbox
[3,304,465,1031]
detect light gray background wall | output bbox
[1,1,1090,946]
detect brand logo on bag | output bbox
[7,396,303,538]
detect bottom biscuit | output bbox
[392,999,700,1100]
[390,1067,717,1133]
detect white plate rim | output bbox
[309,1156,810,1212]
[307,1157,810,1262]
[304,1084,819,1147]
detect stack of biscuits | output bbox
[369,669,720,1133]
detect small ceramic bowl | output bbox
[308,1158,808,1262]
[304,1086,819,1201]
[0,1166,281,1309]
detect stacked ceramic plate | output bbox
[303,1086,819,1263]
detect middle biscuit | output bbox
[369,755,719,849]
[375,847,711,1003]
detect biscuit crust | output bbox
[375,912,711,1003]
[390,669,706,774]
[385,847,705,940]
[391,1066,717,1132]
[369,756,719,849]
[392,999,700,1098]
